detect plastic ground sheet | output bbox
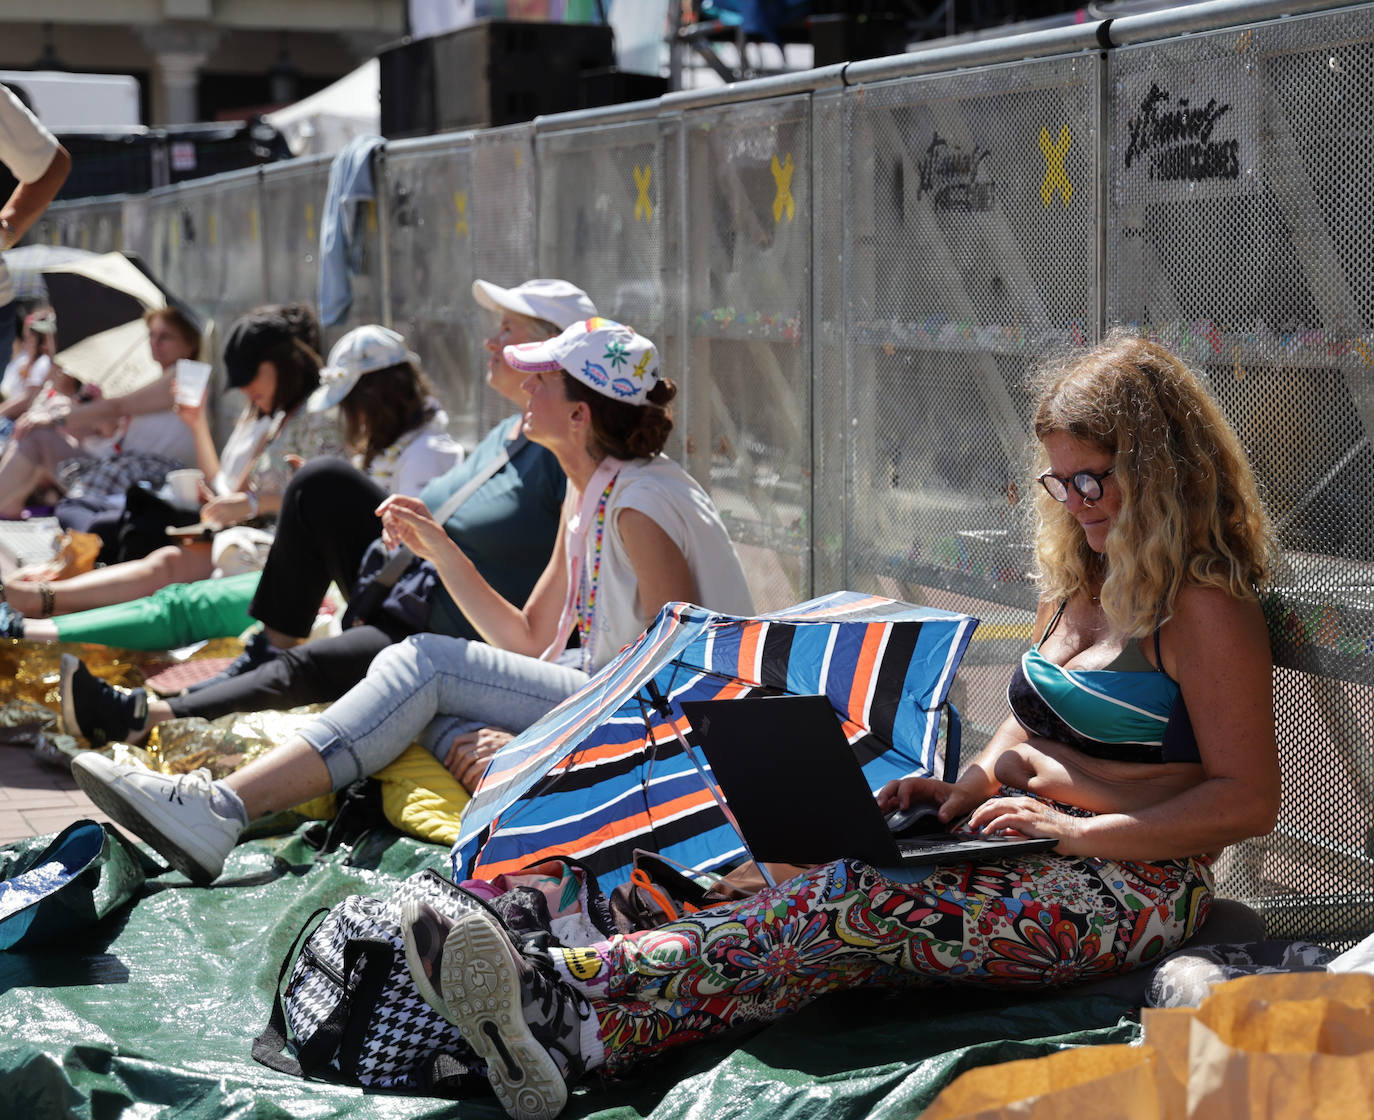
[0,825,1140,1119]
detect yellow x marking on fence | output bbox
[771,152,796,222]
[634,165,654,222]
[305,202,316,241]
[454,191,469,236]
[1039,125,1073,207]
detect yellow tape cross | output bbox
[454,191,469,236]
[771,152,796,223]
[305,202,316,242]
[1039,125,1073,208]
[634,165,654,222]
[208,212,217,246]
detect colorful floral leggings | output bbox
[552,848,1213,1076]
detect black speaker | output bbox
[380,20,616,139]
[379,35,438,140]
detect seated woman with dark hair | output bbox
[69,317,755,887]
[395,334,1280,1120]
[0,305,345,637]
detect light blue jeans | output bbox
[295,633,589,790]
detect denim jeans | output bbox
[295,632,589,790]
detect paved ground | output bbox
[0,741,110,846]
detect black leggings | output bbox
[166,457,406,721]
[166,622,393,721]
[249,456,387,637]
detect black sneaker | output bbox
[180,628,281,695]
[435,909,595,1120]
[59,654,149,747]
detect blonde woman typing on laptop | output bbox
[379,335,1279,1120]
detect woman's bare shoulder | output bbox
[1164,583,1271,669]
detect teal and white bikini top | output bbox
[1006,601,1201,764]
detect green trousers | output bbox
[52,571,261,651]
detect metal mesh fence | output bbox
[813,88,846,598]
[258,155,332,318]
[1107,7,1374,944]
[536,120,665,339]
[470,126,538,438]
[383,139,488,449]
[679,95,814,611]
[841,55,1100,756]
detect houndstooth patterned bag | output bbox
[252,868,489,1095]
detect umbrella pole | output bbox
[640,684,777,889]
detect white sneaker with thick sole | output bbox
[71,752,240,885]
[440,911,571,1120]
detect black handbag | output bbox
[341,541,439,635]
[342,433,528,635]
[111,480,203,563]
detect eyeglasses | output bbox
[1038,467,1115,504]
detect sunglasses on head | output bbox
[1038,467,1114,503]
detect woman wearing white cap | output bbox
[2,315,459,646]
[70,316,754,887]
[59,279,590,728]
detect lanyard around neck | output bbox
[539,456,625,664]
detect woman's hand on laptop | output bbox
[878,768,996,827]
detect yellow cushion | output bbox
[374,743,472,846]
[291,744,471,846]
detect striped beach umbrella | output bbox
[452,591,979,892]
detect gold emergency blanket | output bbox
[1,636,470,846]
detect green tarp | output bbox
[0,825,1140,1118]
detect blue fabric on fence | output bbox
[318,135,385,327]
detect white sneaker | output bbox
[71,753,241,885]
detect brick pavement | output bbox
[0,741,111,845]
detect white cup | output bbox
[173,358,213,408]
[167,468,204,508]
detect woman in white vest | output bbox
[71,317,755,886]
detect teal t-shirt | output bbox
[417,418,566,640]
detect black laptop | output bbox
[679,694,1058,868]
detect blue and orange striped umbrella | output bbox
[451,592,979,892]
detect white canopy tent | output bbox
[264,59,380,157]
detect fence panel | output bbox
[680,94,814,611]
[257,155,333,321]
[32,197,125,254]
[813,88,846,597]
[1106,5,1374,944]
[841,53,1101,753]
[470,125,538,438]
[536,119,665,342]
[383,137,486,448]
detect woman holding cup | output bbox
[0,305,201,522]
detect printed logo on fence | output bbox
[917,132,995,213]
[1124,83,1240,183]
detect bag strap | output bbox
[251,906,331,1077]
[370,432,529,591]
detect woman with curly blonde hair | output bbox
[1029,332,1273,637]
[384,335,1283,1120]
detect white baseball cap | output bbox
[308,324,420,412]
[472,278,597,331]
[503,317,661,406]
